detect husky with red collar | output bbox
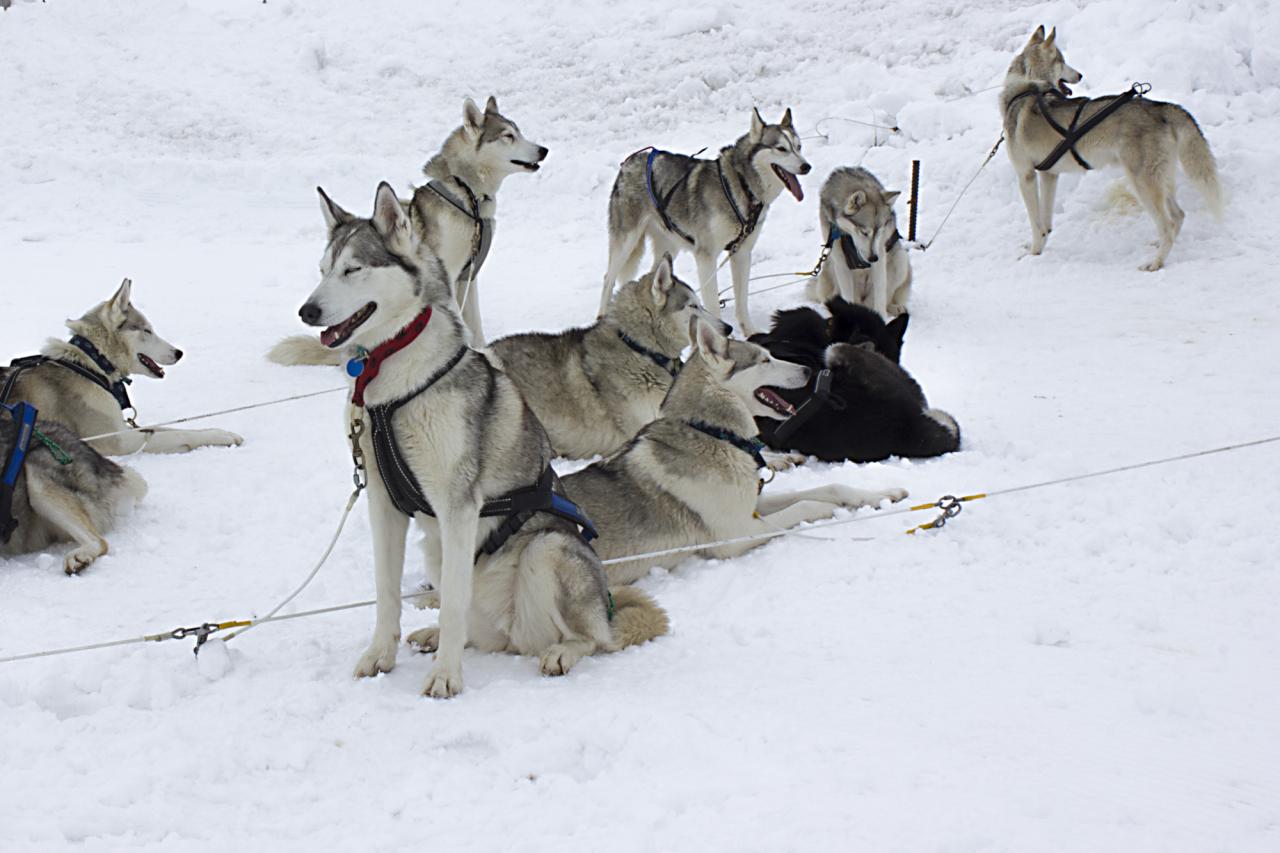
[296,182,666,699]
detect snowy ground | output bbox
[2,0,1279,849]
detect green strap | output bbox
[32,427,72,465]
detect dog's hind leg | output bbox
[354,477,410,678]
[1016,168,1046,254]
[422,501,480,698]
[1038,172,1059,234]
[1126,157,1179,271]
[25,469,108,574]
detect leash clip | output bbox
[905,494,964,535]
[167,622,220,655]
[348,414,368,491]
[122,406,139,428]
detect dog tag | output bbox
[346,358,365,378]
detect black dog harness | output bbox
[361,345,598,558]
[426,177,494,283]
[0,340,134,416]
[825,222,902,271]
[1007,83,1151,172]
[643,148,762,254]
[617,331,680,377]
[685,419,767,470]
[769,369,837,445]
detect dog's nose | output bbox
[720,320,734,336]
[173,349,184,362]
[801,366,812,381]
[299,302,322,325]
[537,146,549,160]
[798,163,811,175]
[868,253,879,264]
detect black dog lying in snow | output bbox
[750,299,960,462]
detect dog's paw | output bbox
[539,644,584,677]
[353,637,398,678]
[411,588,440,610]
[203,429,244,448]
[422,665,463,698]
[62,547,100,575]
[763,450,806,473]
[876,487,910,505]
[1139,258,1164,272]
[406,626,440,653]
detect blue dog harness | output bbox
[0,401,37,544]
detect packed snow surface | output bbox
[2,0,1279,850]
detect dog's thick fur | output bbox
[750,300,960,462]
[808,167,912,317]
[5,279,243,455]
[601,108,811,337]
[488,256,721,459]
[1003,26,1222,270]
[299,182,665,698]
[0,418,146,573]
[562,317,907,584]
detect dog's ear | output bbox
[749,107,765,142]
[844,190,867,214]
[780,107,794,130]
[317,187,353,232]
[883,313,909,362]
[1044,27,1056,47]
[370,181,411,246]
[651,254,674,305]
[882,190,902,207]
[485,95,499,115]
[694,317,729,364]
[108,277,133,322]
[1029,25,1045,45]
[462,97,484,136]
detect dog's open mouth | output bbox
[321,302,376,348]
[772,164,804,202]
[1057,78,1074,96]
[754,387,797,417]
[138,354,165,379]
[511,159,541,172]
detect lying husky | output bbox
[808,167,912,318]
[1003,26,1222,270]
[601,108,811,337]
[562,317,907,585]
[270,96,547,363]
[750,300,960,462]
[489,255,722,459]
[2,278,243,455]
[0,416,146,573]
[299,182,666,698]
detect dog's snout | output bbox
[173,349,184,362]
[537,146,549,160]
[299,302,322,325]
[798,163,812,175]
[801,366,812,382]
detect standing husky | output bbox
[488,255,722,459]
[298,182,666,698]
[601,108,811,337]
[562,317,908,585]
[1002,26,1222,270]
[808,167,912,317]
[3,279,243,455]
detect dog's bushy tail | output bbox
[267,335,342,367]
[607,586,669,649]
[1171,106,1223,220]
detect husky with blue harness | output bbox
[295,182,667,698]
[600,108,812,337]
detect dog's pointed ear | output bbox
[317,187,353,232]
[749,107,765,142]
[1045,27,1056,47]
[844,190,867,214]
[780,107,794,130]
[651,253,675,305]
[884,313,909,362]
[694,316,729,363]
[370,181,410,244]
[484,95,499,115]
[462,97,484,136]
[1029,25,1045,44]
[882,190,902,206]
[108,277,133,321]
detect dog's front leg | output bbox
[756,484,908,516]
[694,250,723,323]
[1038,172,1059,234]
[422,499,480,698]
[869,257,890,318]
[354,475,410,678]
[458,275,485,347]
[98,427,242,456]
[727,248,757,337]
[1016,168,1047,254]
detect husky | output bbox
[750,300,960,462]
[1002,26,1222,270]
[0,416,147,574]
[2,279,243,455]
[561,317,907,584]
[269,96,547,365]
[600,108,811,337]
[298,182,666,698]
[808,167,912,318]
[488,255,725,459]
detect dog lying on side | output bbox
[562,316,907,585]
[749,300,960,462]
[488,255,724,459]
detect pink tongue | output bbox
[783,171,803,202]
[321,326,343,348]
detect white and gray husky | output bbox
[601,108,811,337]
[1002,26,1222,270]
[488,255,724,459]
[298,182,666,698]
[808,167,912,317]
[562,317,908,585]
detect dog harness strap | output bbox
[644,148,698,245]
[66,337,133,411]
[1,354,130,413]
[886,229,902,250]
[1032,84,1147,172]
[476,467,599,556]
[617,331,680,377]
[718,159,763,255]
[685,419,767,470]
[427,178,494,281]
[1,401,38,544]
[350,306,435,407]
[769,369,834,446]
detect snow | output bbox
[2,0,1279,849]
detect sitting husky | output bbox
[749,300,960,463]
[808,167,912,318]
[488,255,722,459]
[2,278,243,455]
[0,417,146,573]
[298,182,666,698]
[1002,26,1222,270]
[600,108,811,337]
[562,317,907,585]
